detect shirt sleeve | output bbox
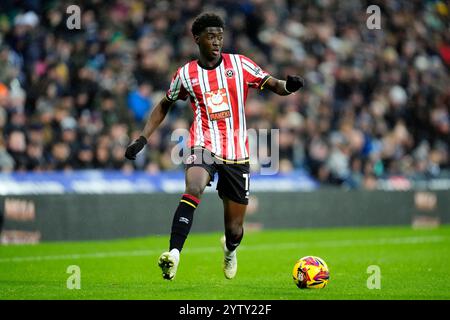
[166,67,189,101]
[240,55,271,90]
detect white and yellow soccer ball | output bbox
[292,256,330,289]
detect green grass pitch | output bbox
[1,225,449,300]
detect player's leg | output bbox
[223,196,246,252]
[169,166,210,252]
[159,163,214,280]
[222,196,247,279]
[217,163,250,279]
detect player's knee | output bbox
[185,183,205,199]
[225,225,243,242]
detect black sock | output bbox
[225,228,244,252]
[169,194,200,252]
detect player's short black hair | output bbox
[191,13,225,36]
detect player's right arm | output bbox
[141,96,174,140]
[124,96,174,160]
[125,68,188,160]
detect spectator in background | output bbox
[0,83,9,104]
[74,144,94,169]
[6,130,27,171]
[0,135,15,172]
[93,144,112,169]
[0,0,448,189]
[48,141,72,171]
[127,82,153,123]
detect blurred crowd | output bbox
[0,0,449,189]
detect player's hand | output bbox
[125,136,147,160]
[285,75,304,93]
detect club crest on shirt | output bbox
[225,69,234,78]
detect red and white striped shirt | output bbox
[166,53,270,161]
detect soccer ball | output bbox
[292,256,329,289]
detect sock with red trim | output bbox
[169,194,200,252]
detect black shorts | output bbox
[184,148,250,205]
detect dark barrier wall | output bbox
[1,190,449,241]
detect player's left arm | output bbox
[261,75,305,96]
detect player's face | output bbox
[196,27,224,60]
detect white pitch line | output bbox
[0,235,446,263]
